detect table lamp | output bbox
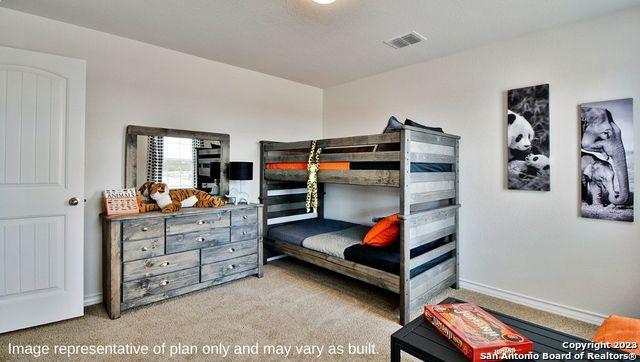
[228,161,253,204]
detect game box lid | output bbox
[424,303,533,361]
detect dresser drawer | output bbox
[122,219,164,241]
[231,225,258,242]
[123,250,199,282]
[201,254,258,282]
[201,239,257,264]
[166,211,230,235]
[122,266,199,303]
[231,208,257,226]
[123,237,164,262]
[166,228,230,254]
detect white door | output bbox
[0,46,85,333]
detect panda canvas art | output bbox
[507,84,550,191]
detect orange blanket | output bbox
[266,162,349,171]
[593,315,640,355]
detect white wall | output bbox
[0,8,323,303]
[323,9,640,320]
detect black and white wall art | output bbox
[580,98,634,222]
[507,84,550,191]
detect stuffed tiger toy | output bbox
[138,181,226,213]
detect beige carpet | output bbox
[0,258,597,361]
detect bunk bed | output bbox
[259,125,460,325]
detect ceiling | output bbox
[2,0,639,87]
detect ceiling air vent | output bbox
[383,31,426,49]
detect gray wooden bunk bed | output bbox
[259,126,460,324]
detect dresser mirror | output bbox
[125,125,230,196]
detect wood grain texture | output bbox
[453,139,460,288]
[122,250,199,282]
[265,151,400,163]
[260,128,461,326]
[409,241,455,270]
[410,172,456,183]
[402,125,460,141]
[267,239,400,293]
[122,218,164,241]
[410,152,455,164]
[102,219,121,319]
[123,237,164,262]
[201,239,257,264]
[124,132,137,189]
[257,205,264,278]
[263,132,400,151]
[409,257,456,297]
[399,128,411,325]
[102,205,262,316]
[165,211,230,235]
[165,227,230,253]
[265,169,400,187]
[231,225,258,242]
[231,208,257,226]
[408,274,458,320]
[121,268,258,310]
[409,225,457,249]
[201,254,258,282]
[122,266,199,303]
[125,125,230,194]
[410,190,456,204]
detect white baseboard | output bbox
[83,293,103,307]
[459,279,607,326]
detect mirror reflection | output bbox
[136,135,223,195]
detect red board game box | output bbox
[424,303,534,361]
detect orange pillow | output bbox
[363,214,400,247]
[593,315,640,355]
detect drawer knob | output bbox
[145,260,153,268]
[160,280,170,286]
[228,264,235,270]
[197,237,205,242]
[196,220,205,225]
[242,215,248,219]
[141,227,149,232]
[159,261,171,267]
[228,248,235,253]
[141,246,149,252]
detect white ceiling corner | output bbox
[1,0,638,87]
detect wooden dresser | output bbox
[101,204,262,319]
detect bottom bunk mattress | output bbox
[267,218,454,276]
[267,218,368,259]
[343,237,452,278]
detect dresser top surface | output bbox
[101,203,262,221]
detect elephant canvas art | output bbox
[580,98,634,222]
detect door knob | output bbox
[68,197,80,206]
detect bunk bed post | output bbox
[259,141,269,265]
[453,139,460,289]
[399,128,411,325]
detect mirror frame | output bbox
[125,125,230,196]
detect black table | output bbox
[390,298,629,361]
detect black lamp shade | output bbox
[229,162,253,181]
